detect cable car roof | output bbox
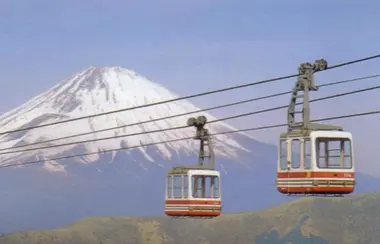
[168,167,220,176]
[280,130,352,139]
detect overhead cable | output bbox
[2,74,379,152]
[1,84,379,156]
[326,54,380,70]
[1,109,379,169]
[0,54,379,136]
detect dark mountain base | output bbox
[1,193,380,244]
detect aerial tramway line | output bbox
[164,58,358,218]
[0,54,371,217]
[0,54,375,219]
[276,59,355,196]
[164,115,222,218]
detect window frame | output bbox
[315,137,353,169]
[279,139,287,170]
[304,139,312,170]
[166,175,190,199]
[191,175,220,199]
[290,138,302,169]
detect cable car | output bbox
[165,169,221,217]
[164,116,222,218]
[277,130,355,196]
[276,59,355,196]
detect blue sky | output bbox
[1,0,380,175]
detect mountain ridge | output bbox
[1,192,379,244]
[0,66,254,172]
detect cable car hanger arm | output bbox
[288,59,343,133]
[169,115,215,174]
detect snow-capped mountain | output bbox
[0,66,252,172]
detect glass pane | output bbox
[166,176,172,199]
[213,176,220,198]
[198,176,206,198]
[304,140,311,169]
[291,139,301,168]
[316,138,352,169]
[279,140,287,170]
[328,140,341,168]
[191,176,195,197]
[205,176,211,198]
[319,142,326,156]
[317,141,327,168]
[343,140,352,168]
[191,175,220,199]
[183,175,189,198]
[173,175,182,199]
[192,176,202,198]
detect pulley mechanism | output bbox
[187,115,215,169]
[287,59,342,133]
[170,115,215,174]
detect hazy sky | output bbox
[1,0,380,175]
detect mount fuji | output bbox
[0,66,252,172]
[0,67,378,234]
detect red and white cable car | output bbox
[277,130,355,195]
[276,59,355,196]
[164,116,222,218]
[165,169,221,217]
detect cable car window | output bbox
[191,175,220,198]
[205,176,212,198]
[343,140,352,168]
[291,139,301,168]
[192,175,201,198]
[317,141,327,168]
[173,175,183,199]
[212,176,220,198]
[183,175,189,198]
[279,140,287,170]
[304,140,311,169]
[327,140,341,168]
[316,138,352,169]
[166,176,173,199]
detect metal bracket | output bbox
[169,116,215,174]
[187,115,215,169]
[287,59,343,132]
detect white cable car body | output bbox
[277,130,355,195]
[164,116,222,218]
[165,169,222,217]
[276,59,356,197]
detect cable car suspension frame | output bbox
[165,116,222,219]
[287,59,342,133]
[170,115,215,174]
[278,59,355,197]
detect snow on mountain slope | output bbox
[0,67,253,172]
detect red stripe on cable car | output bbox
[277,186,354,194]
[165,200,221,205]
[165,211,221,217]
[277,172,355,178]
